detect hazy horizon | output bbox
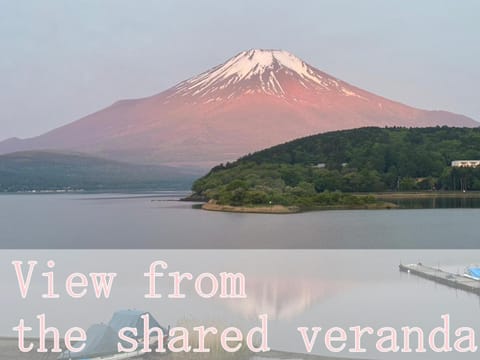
[1,0,479,141]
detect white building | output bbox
[451,160,480,168]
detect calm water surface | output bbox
[1,250,480,360]
[2,194,480,359]
[1,192,479,248]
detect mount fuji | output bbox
[1,49,477,167]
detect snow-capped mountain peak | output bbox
[170,49,362,100]
[210,49,311,81]
[0,49,476,167]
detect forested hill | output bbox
[0,151,198,192]
[192,127,480,206]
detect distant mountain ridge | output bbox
[0,49,477,168]
[0,151,199,191]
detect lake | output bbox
[1,192,480,248]
[2,193,480,360]
[2,249,480,360]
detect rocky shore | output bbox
[202,201,300,214]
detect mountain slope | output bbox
[0,151,199,191]
[0,49,477,167]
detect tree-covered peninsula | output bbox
[191,127,480,210]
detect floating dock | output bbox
[399,263,480,294]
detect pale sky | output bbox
[1,0,479,141]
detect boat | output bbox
[58,310,168,360]
[464,265,480,280]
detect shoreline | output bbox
[195,191,480,214]
[202,202,301,214]
[373,191,480,199]
[0,338,367,360]
[201,201,398,214]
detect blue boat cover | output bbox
[108,310,166,339]
[467,267,480,279]
[60,323,119,359]
[58,310,165,359]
